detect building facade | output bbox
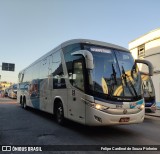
[129,28,160,107]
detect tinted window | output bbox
[64,43,83,84]
[73,61,84,91]
[52,51,66,89]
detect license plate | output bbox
[119,117,130,122]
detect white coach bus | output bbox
[17,39,153,126]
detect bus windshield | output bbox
[84,45,142,101]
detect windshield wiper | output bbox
[108,64,117,96]
[112,64,117,85]
[121,66,138,97]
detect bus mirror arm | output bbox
[71,50,94,69]
[135,59,153,76]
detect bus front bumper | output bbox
[85,106,145,126]
[145,105,157,113]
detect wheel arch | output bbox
[53,97,67,117]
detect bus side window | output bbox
[72,61,84,91]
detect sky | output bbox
[0,0,160,83]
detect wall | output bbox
[129,28,160,106]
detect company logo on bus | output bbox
[123,109,127,114]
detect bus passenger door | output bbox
[68,60,86,124]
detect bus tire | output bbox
[55,102,65,125]
[22,97,27,109]
[20,96,23,108]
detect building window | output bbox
[138,44,145,58]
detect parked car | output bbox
[4,88,9,97]
[8,84,17,99]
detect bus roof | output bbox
[19,39,129,73]
[61,39,129,52]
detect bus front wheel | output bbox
[55,102,65,125]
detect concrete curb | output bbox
[145,114,160,118]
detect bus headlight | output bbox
[138,104,144,110]
[82,98,109,111]
[95,104,106,110]
[91,103,108,111]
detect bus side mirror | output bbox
[135,59,153,76]
[71,50,94,70]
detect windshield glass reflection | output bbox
[84,45,142,101]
